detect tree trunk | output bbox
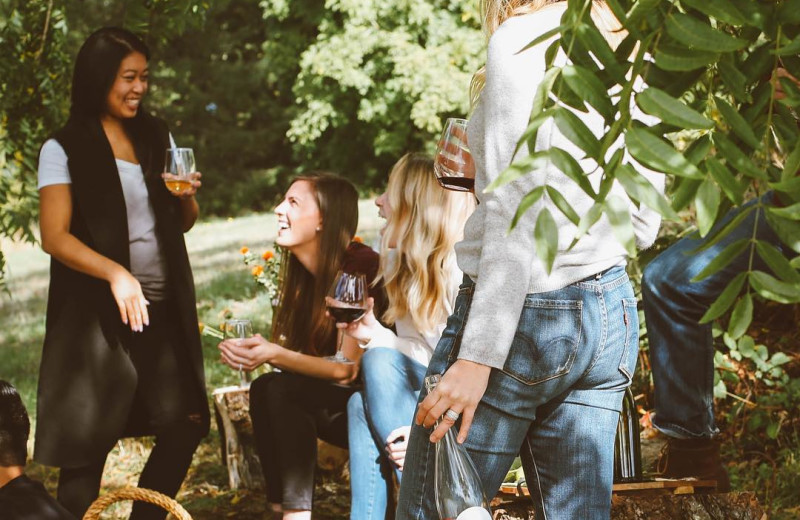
[212,386,265,491]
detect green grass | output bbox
[0,202,381,519]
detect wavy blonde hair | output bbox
[377,153,475,333]
[470,0,625,107]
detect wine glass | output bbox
[224,318,253,387]
[163,147,196,194]
[325,271,368,364]
[434,118,475,192]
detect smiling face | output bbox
[275,180,323,255]
[104,51,148,120]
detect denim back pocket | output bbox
[501,298,582,385]
[618,298,639,383]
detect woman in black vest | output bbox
[34,27,209,519]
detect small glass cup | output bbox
[434,118,475,192]
[163,147,196,195]
[224,318,253,387]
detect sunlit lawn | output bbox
[0,201,381,519]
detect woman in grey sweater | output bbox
[396,1,663,519]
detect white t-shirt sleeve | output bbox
[37,139,71,189]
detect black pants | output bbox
[249,371,356,510]
[57,300,204,519]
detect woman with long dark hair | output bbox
[218,172,385,520]
[35,27,208,519]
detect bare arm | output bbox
[218,332,364,384]
[39,184,149,331]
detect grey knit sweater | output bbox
[455,5,664,369]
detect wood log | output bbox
[212,385,265,491]
[490,492,766,520]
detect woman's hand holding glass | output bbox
[331,296,377,346]
[218,333,282,372]
[162,147,202,199]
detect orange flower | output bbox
[353,236,363,243]
[262,250,275,261]
[252,265,264,276]
[240,246,250,254]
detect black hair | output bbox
[70,27,150,119]
[0,380,30,467]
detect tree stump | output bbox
[213,385,265,491]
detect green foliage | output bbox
[264,0,485,185]
[0,0,70,289]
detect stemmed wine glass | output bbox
[224,318,253,387]
[163,148,196,194]
[325,271,368,364]
[434,118,476,192]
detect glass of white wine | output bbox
[224,318,254,387]
[163,147,196,195]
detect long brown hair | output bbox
[271,172,359,356]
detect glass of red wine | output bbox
[325,271,368,364]
[434,118,475,192]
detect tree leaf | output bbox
[605,195,636,256]
[749,270,800,303]
[782,137,800,183]
[514,108,556,160]
[532,68,561,116]
[509,186,545,230]
[691,238,749,282]
[774,34,800,57]
[626,0,663,30]
[727,293,753,340]
[625,127,704,178]
[714,97,761,149]
[695,205,755,252]
[575,201,604,240]
[486,152,549,192]
[666,13,749,52]
[713,133,767,180]
[615,163,678,219]
[699,271,747,323]
[655,45,720,71]
[562,65,614,120]
[769,177,800,201]
[718,60,750,103]
[765,211,800,254]
[519,25,565,53]
[547,147,597,197]
[778,0,800,24]
[768,202,800,220]
[575,22,628,83]
[636,87,714,129]
[695,179,721,236]
[680,0,747,25]
[705,158,745,204]
[545,186,581,225]
[534,208,559,274]
[770,352,793,367]
[755,240,800,284]
[671,178,702,212]
[553,107,602,159]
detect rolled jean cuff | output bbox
[652,417,719,440]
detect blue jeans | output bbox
[348,348,427,520]
[396,267,639,520]
[642,194,782,439]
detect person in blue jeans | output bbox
[395,1,664,518]
[338,153,474,520]
[642,195,782,491]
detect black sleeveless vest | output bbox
[34,114,209,468]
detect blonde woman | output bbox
[396,1,663,519]
[337,154,474,520]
